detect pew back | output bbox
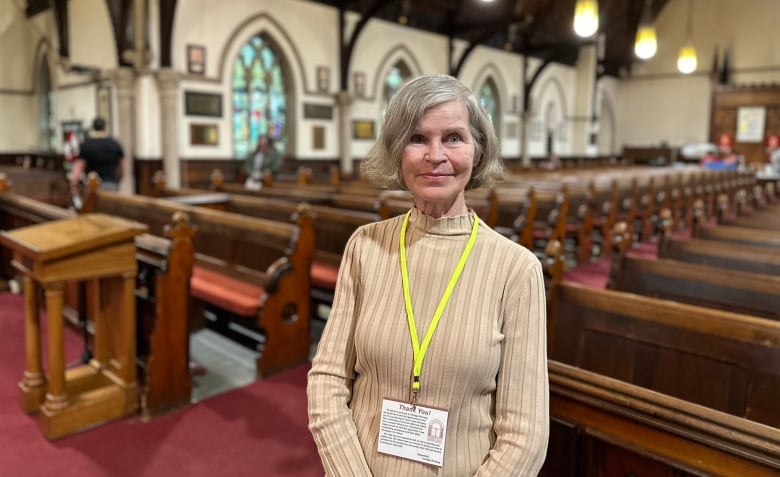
[550,282,780,427]
[609,254,780,320]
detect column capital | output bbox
[156,68,180,92]
[334,91,353,107]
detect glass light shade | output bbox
[634,25,657,59]
[573,0,599,38]
[677,43,697,74]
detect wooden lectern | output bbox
[0,213,148,439]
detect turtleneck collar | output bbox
[407,207,476,236]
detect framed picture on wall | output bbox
[187,45,206,75]
[190,123,219,146]
[184,91,223,117]
[736,106,766,143]
[353,72,366,97]
[317,66,330,92]
[352,120,375,140]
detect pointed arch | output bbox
[217,13,308,158]
[472,64,508,141]
[534,76,568,119]
[370,45,422,102]
[478,77,501,139]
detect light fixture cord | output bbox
[686,0,693,38]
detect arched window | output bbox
[232,34,288,159]
[479,78,500,139]
[37,57,55,151]
[382,61,412,118]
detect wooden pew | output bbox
[549,280,780,427]
[607,222,780,321]
[0,173,195,416]
[540,239,780,475]
[692,199,780,250]
[657,209,780,275]
[150,174,379,316]
[81,175,314,377]
[543,362,780,476]
[134,214,196,416]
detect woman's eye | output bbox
[445,134,463,143]
[410,134,425,144]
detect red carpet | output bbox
[0,292,323,477]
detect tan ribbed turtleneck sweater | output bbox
[308,209,549,476]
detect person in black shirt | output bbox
[71,117,125,191]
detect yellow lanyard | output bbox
[399,210,479,404]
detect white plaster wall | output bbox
[618,75,711,147]
[68,0,118,74]
[0,5,48,150]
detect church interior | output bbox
[0,0,779,475]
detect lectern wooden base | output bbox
[37,363,138,440]
[0,214,148,440]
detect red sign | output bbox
[717,133,733,152]
[767,134,780,150]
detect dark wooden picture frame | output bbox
[187,44,206,75]
[190,123,219,146]
[352,120,375,140]
[184,91,223,117]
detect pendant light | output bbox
[677,0,697,74]
[573,0,599,38]
[634,0,657,60]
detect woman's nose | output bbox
[425,140,445,161]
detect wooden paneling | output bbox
[710,84,780,165]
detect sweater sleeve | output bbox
[474,258,550,476]
[307,230,373,476]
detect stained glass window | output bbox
[382,61,412,119]
[479,78,500,139]
[232,34,287,159]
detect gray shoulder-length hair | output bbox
[361,74,503,190]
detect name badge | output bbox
[377,398,449,467]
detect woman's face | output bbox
[401,99,475,218]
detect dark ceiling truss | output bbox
[26,0,178,71]
[28,0,668,83]
[320,0,670,79]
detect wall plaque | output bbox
[353,120,375,140]
[190,124,218,146]
[184,91,222,117]
[304,103,333,120]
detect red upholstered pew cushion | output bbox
[190,266,264,317]
[310,261,339,290]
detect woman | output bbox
[308,74,549,476]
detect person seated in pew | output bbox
[308,74,549,476]
[243,134,283,190]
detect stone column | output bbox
[114,67,136,193]
[157,68,180,188]
[571,43,597,156]
[520,110,531,170]
[335,91,353,179]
